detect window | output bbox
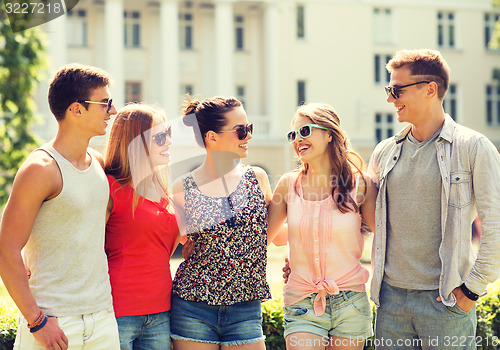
[486,84,500,126]
[443,84,457,121]
[124,11,141,48]
[236,86,246,107]
[235,16,244,50]
[438,11,455,49]
[375,113,394,143]
[67,9,87,47]
[484,13,500,50]
[373,8,393,44]
[180,13,193,49]
[374,54,391,84]
[125,82,142,103]
[297,5,305,39]
[182,84,194,95]
[297,81,306,106]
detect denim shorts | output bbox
[170,294,265,346]
[284,291,373,341]
[116,311,170,350]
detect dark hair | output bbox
[386,49,450,100]
[293,103,363,214]
[48,63,111,121]
[182,95,242,147]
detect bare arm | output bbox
[0,152,68,349]
[267,174,289,246]
[358,172,377,233]
[252,166,272,206]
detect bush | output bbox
[262,298,285,350]
[0,301,16,350]
[476,282,500,350]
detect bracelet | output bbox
[27,311,44,329]
[460,283,479,301]
[29,315,48,333]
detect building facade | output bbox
[34,0,500,184]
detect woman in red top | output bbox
[104,103,179,350]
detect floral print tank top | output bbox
[172,167,271,305]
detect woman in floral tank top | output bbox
[268,103,378,350]
[170,96,272,350]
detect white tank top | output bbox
[24,145,112,316]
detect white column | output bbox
[200,6,215,97]
[265,0,279,136]
[215,0,234,96]
[104,0,125,108]
[38,15,67,139]
[148,3,161,105]
[160,0,179,119]
[247,7,261,115]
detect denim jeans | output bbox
[375,282,477,350]
[14,308,120,349]
[116,311,171,350]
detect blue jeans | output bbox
[170,295,265,346]
[116,311,171,350]
[375,282,477,350]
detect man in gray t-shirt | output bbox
[368,49,500,349]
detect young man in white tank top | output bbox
[0,64,120,350]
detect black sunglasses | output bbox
[286,124,328,143]
[152,126,172,147]
[384,81,430,99]
[77,98,113,113]
[219,123,253,140]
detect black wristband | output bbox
[30,315,48,333]
[460,283,479,301]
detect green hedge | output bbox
[2,287,500,350]
[0,302,16,350]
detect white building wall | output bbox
[32,0,500,179]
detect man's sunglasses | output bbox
[77,98,113,113]
[286,124,328,143]
[152,126,172,147]
[384,81,430,100]
[219,123,253,140]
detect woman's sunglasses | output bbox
[76,98,113,113]
[219,123,253,140]
[286,124,328,143]
[152,126,172,147]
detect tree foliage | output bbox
[0,11,47,205]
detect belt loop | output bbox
[341,291,349,302]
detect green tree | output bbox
[0,11,47,205]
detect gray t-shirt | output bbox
[383,128,443,290]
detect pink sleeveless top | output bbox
[283,171,369,316]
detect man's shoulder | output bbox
[12,149,62,201]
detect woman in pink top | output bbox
[268,103,377,350]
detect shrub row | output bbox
[1,288,500,350]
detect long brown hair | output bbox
[104,103,167,211]
[293,103,363,213]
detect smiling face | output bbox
[148,118,172,167]
[213,106,252,158]
[387,66,429,125]
[79,85,117,137]
[290,114,331,164]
